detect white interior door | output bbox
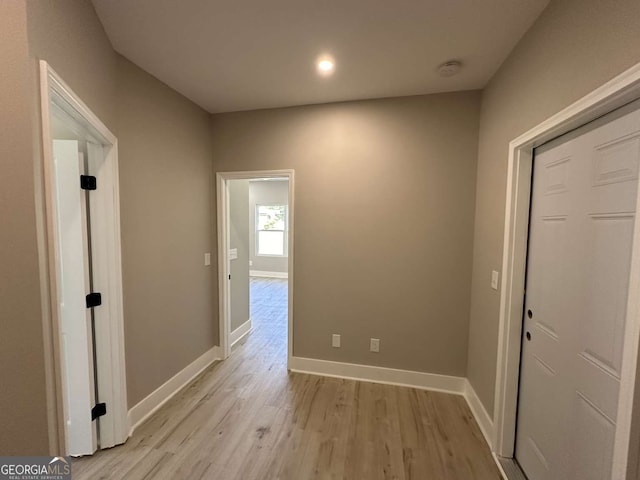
[516,105,640,480]
[53,139,98,456]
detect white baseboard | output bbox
[289,356,466,395]
[127,345,221,435]
[250,270,288,279]
[463,379,495,449]
[493,453,511,480]
[230,319,252,347]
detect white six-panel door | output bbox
[516,106,640,480]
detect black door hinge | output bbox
[91,403,106,421]
[80,175,97,190]
[86,292,102,308]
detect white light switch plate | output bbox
[370,338,380,353]
[204,253,211,266]
[491,270,499,290]
[332,334,341,348]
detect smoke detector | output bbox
[437,61,462,77]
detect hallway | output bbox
[72,277,500,479]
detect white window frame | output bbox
[255,204,288,257]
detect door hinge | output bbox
[80,175,97,190]
[86,292,102,308]
[91,403,106,421]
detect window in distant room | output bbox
[256,205,287,256]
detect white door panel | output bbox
[568,394,616,480]
[516,105,640,480]
[53,139,97,456]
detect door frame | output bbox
[494,62,640,478]
[216,170,295,365]
[39,61,129,453]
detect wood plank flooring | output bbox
[73,277,501,479]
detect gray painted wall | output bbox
[116,56,216,406]
[0,1,49,456]
[229,180,251,332]
[211,92,481,375]
[249,180,289,274]
[5,1,218,453]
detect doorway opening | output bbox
[216,171,294,367]
[40,61,128,456]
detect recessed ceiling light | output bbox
[316,55,335,76]
[437,60,462,77]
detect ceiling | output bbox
[92,0,550,114]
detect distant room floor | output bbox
[246,276,288,356]
[72,276,500,479]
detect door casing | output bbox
[39,60,129,454]
[494,61,640,479]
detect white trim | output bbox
[127,346,221,435]
[217,170,295,367]
[613,108,640,478]
[39,61,129,453]
[492,453,510,480]
[42,63,117,145]
[249,270,288,279]
[230,319,252,347]
[289,356,466,395]
[494,61,640,479]
[464,380,494,450]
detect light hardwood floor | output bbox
[73,277,501,479]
